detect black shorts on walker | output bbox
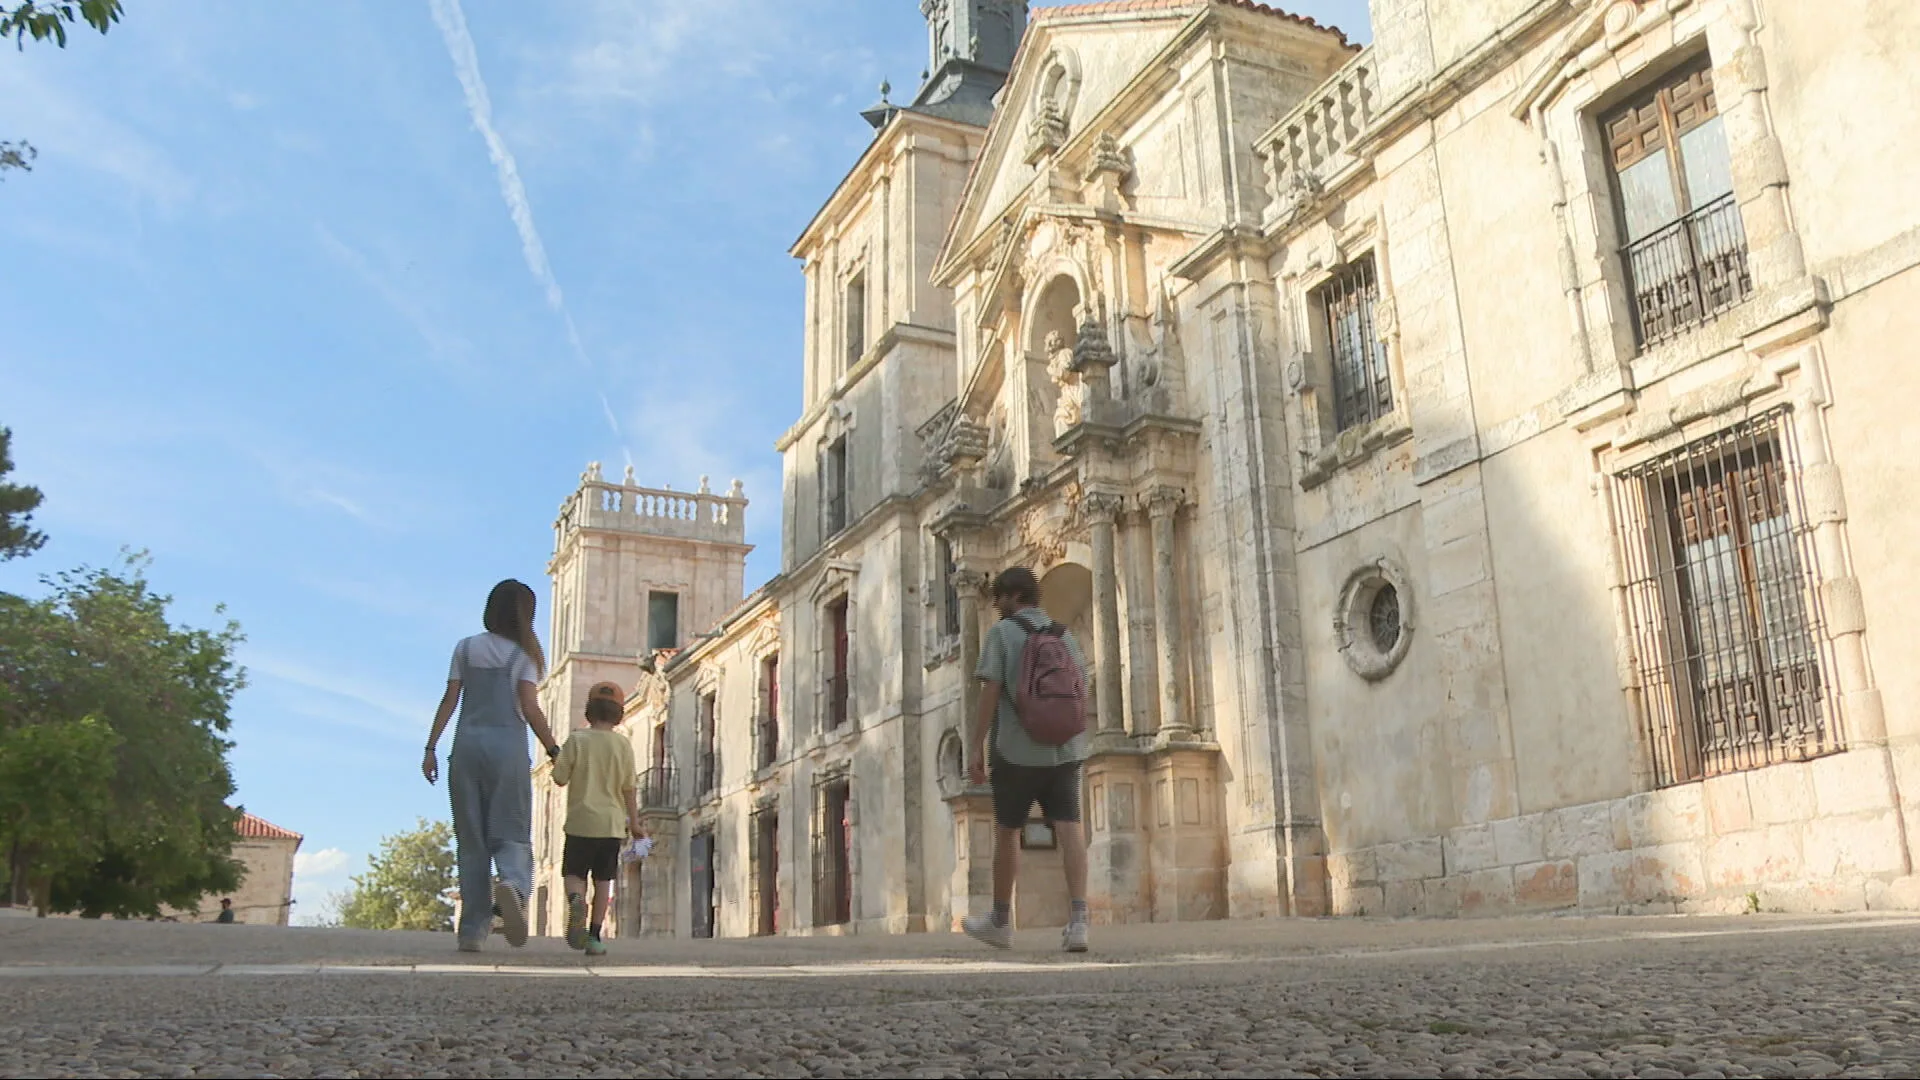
[990,756,1083,831]
[561,835,622,882]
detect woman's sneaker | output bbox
[492,880,530,948]
[565,894,589,951]
[1062,920,1090,953]
[961,913,1012,950]
[584,933,608,958]
[457,939,483,954]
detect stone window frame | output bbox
[751,642,782,779]
[646,589,682,652]
[922,531,964,668]
[1522,0,1805,383]
[1288,216,1413,488]
[816,404,857,544]
[1334,557,1415,682]
[693,665,723,803]
[844,264,869,377]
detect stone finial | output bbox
[586,461,604,482]
[729,478,745,499]
[1091,132,1132,179]
[623,464,636,487]
[699,475,713,495]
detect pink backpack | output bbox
[1012,614,1087,746]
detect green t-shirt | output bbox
[974,607,1091,768]
[553,728,637,839]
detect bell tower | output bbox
[896,0,1028,128]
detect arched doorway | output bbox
[1039,562,1096,718]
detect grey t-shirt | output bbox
[975,607,1091,768]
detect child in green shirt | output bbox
[552,688,640,956]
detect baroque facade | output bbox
[533,0,1920,939]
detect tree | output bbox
[1,2,124,180]
[0,554,246,916]
[334,819,456,932]
[0,428,46,561]
[0,717,118,912]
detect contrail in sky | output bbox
[427,0,631,466]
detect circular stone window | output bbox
[1336,560,1414,681]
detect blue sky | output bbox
[0,0,1371,922]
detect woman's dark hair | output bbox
[992,567,1041,607]
[584,698,623,726]
[483,579,547,678]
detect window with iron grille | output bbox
[755,653,780,772]
[749,804,779,937]
[1611,410,1841,787]
[825,596,850,731]
[810,777,851,927]
[1602,54,1750,348]
[824,436,850,536]
[938,537,961,639]
[695,690,719,798]
[1315,255,1393,433]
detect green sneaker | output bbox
[584,933,608,958]
[565,894,589,951]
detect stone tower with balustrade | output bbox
[527,463,750,937]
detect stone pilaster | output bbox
[954,568,991,762]
[1146,488,1189,737]
[1084,493,1127,734]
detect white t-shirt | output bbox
[449,633,540,686]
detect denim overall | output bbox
[447,635,534,944]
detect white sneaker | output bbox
[1062,920,1089,953]
[961,913,1012,950]
[493,881,529,948]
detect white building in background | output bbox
[534,0,1920,939]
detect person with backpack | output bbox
[963,566,1093,953]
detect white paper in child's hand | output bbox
[620,837,654,864]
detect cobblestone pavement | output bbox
[4,913,1919,1078]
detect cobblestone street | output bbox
[4,913,1920,1078]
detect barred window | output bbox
[749,804,779,937]
[938,537,960,638]
[811,777,851,927]
[1612,410,1841,786]
[1315,255,1393,433]
[695,690,719,798]
[1603,55,1750,347]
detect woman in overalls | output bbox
[422,579,562,951]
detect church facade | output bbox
[532,0,1920,940]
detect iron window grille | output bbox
[755,653,780,772]
[1603,55,1751,348]
[637,765,678,811]
[810,779,852,927]
[1611,409,1842,787]
[748,804,779,937]
[825,437,850,536]
[1316,254,1394,434]
[695,691,719,798]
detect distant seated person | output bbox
[216,898,235,924]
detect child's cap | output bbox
[588,681,625,703]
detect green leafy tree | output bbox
[0,428,45,561]
[0,717,119,912]
[334,819,456,932]
[0,554,246,916]
[1,2,124,180]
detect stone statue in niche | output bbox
[1046,330,1085,435]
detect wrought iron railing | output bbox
[824,674,849,731]
[637,766,678,811]
[1610,410,1843,787]
[754,714,780,771]
[695,749,718,799]
[1623,193,1752,348]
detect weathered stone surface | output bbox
[1546,803,1622,860]
[1809,750,1898,818]
[1577,850,1636,909]
[1802,809,1908,879]
[1746,763,1817,827]
[1703,774,1754,835]
[1443,823,1500,874]
[1492,813,1545,867]
[1377,838,1446,882]
[1458,867,1515,915]
[1513,860,1578,909]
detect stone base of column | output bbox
[944,790,995,932]
[1146,746,1229,922]
[1083,752,1153,925]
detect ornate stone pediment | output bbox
[1512,0,1697,120]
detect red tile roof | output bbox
[1031,0,1353,47]
[235,812,302,842]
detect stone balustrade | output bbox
[1258,48,1379,231]
[555,472,748,546]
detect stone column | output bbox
[1085,494,1127,734]
[1146,488,1188,736]
[954,568,991,753]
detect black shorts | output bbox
[561,835,622,883]
[990,756,1083,831]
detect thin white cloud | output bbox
[312,222,472,368]
[425,0,629,465]
[0,62,193,210]
[292,847,355,926]
[246,651,439,742]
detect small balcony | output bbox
[637,766,678,811]
[1623,193,1752,348]
[1258,47,1379,231]
[695,749,718,800]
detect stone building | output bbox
[161,811,302,925]
[536,0,1920,938]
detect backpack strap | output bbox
[1011,612,1058,636]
